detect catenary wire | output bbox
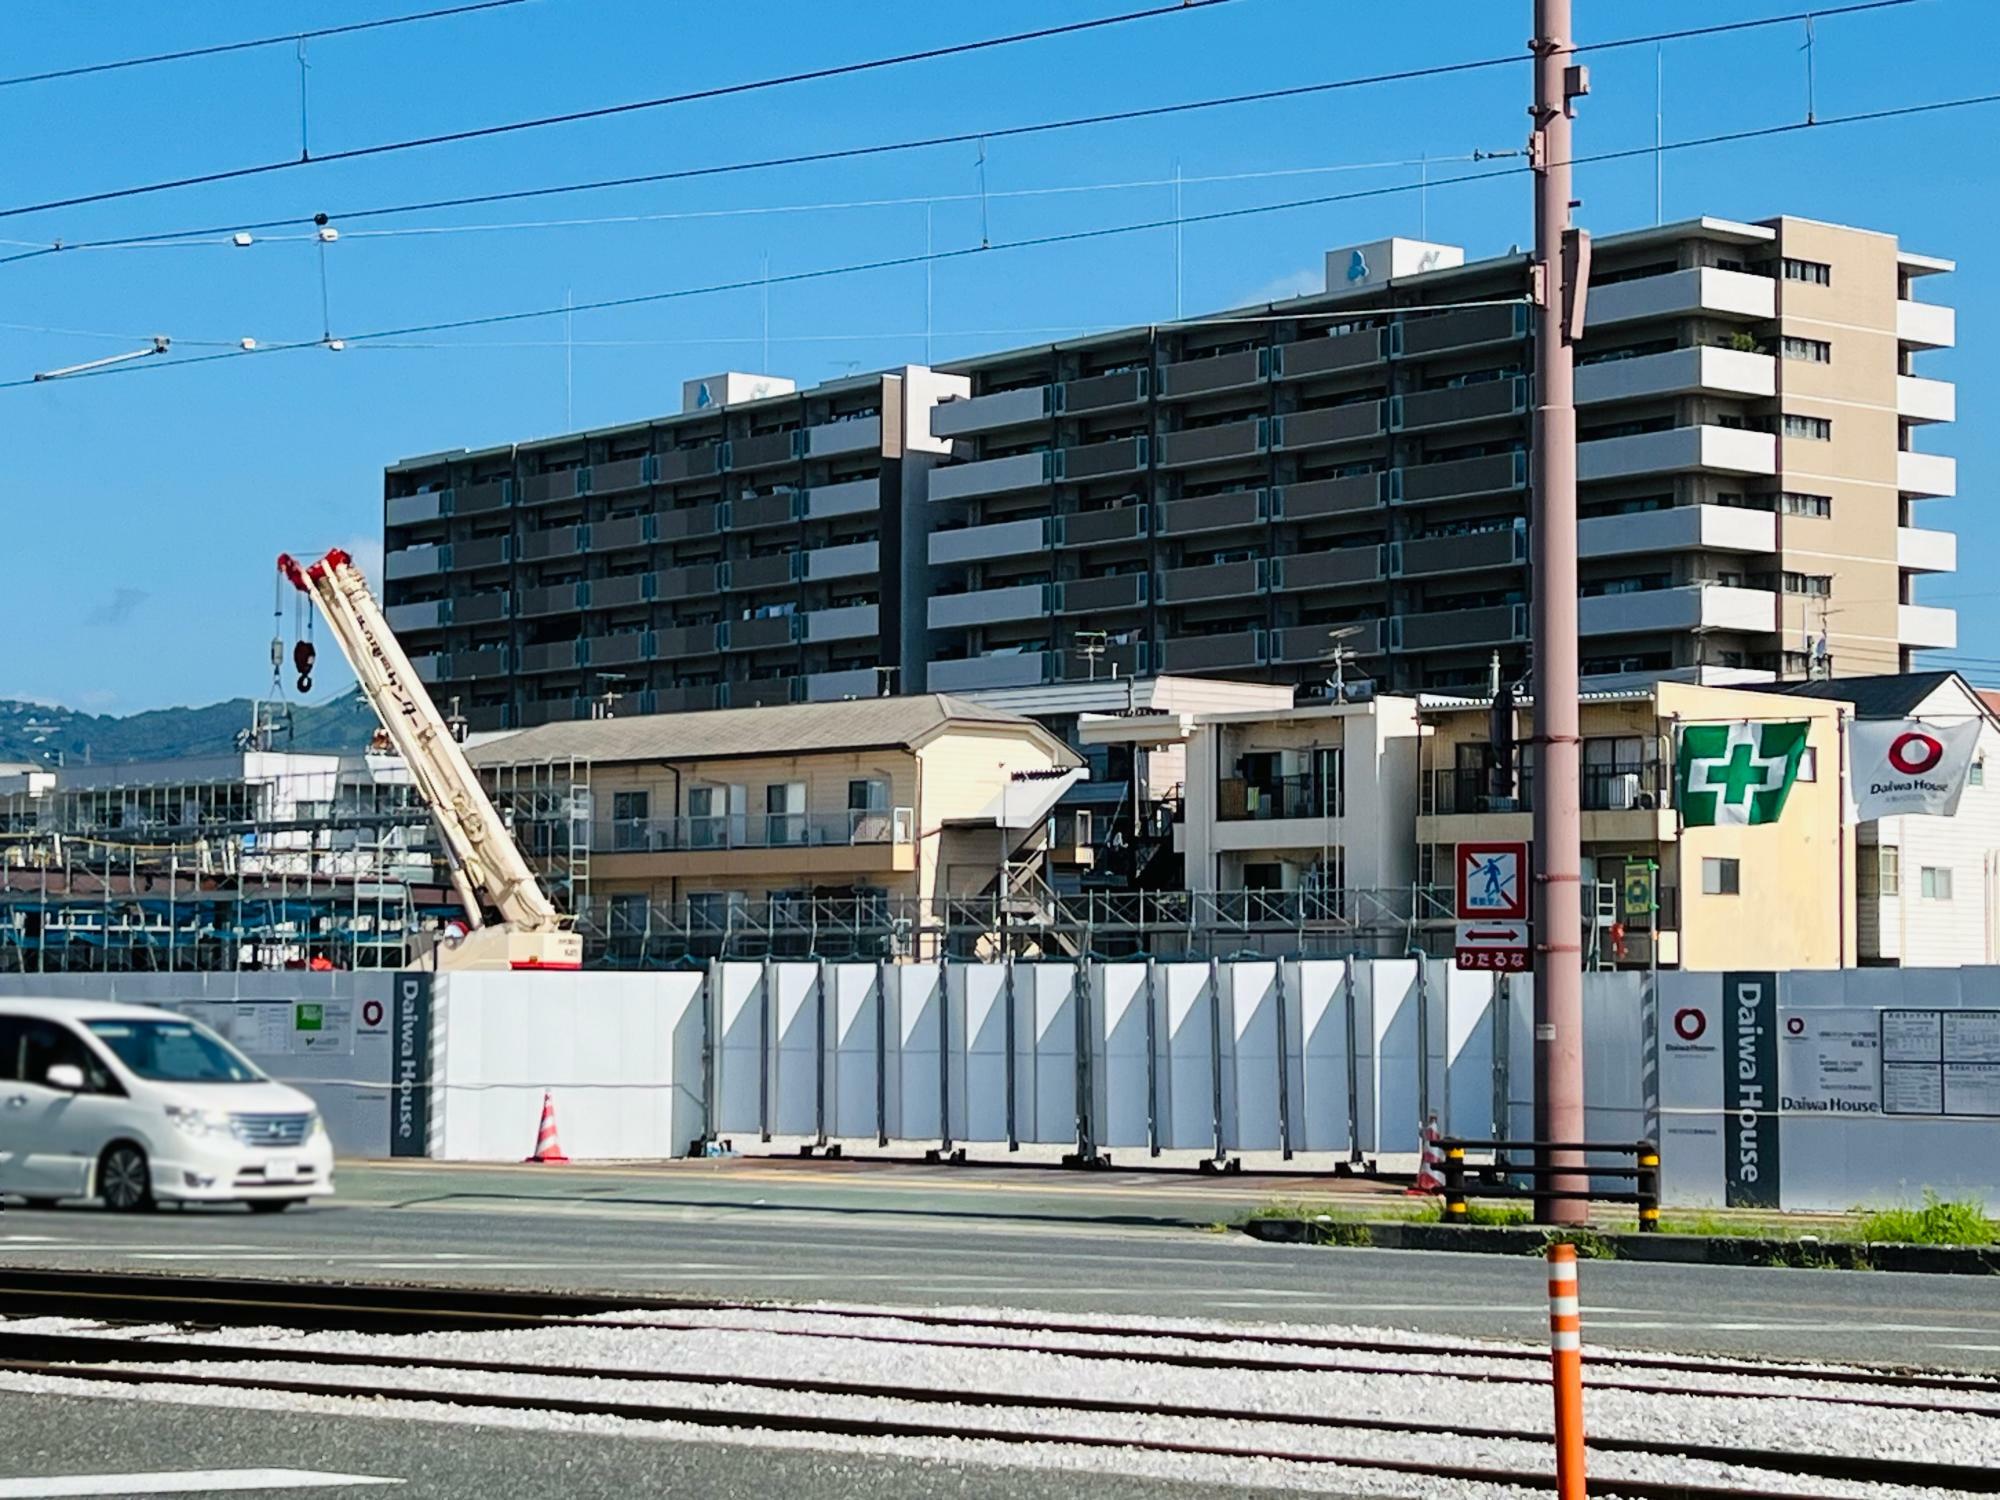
[0,0,534,89]
[0,0,1241,224]
[0,0,1920,242]
[9,87,1995,392]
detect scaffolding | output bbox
[0,760,454,972]
[484,756,593,937]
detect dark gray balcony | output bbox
[1058,368,1147,414]
[728,431,799,470]
[1159,348,1266,399]
[1270,546,1383,592]
[386,491,445,526]
[520,526,584,562]
[1272,328,1384,379]
[726,677,801,709]
[1060,640,1147,680]
[1055,573,1147,613]
[587,574,650,610]
[518,582,584,618]
[521,640,581,675]
[654,445,722,484]
[589,456,648,495]
[729,491,797,530]
[654,503,721,540]
[520,468,584,505]
[592,514,648,552]
[454,479,511,515]
[1159,558,1265,604]
[1157,419,1266,468]
[1393,377,1529,432]
[1058,504,1148,547]
[1394,303,1529,358]
[721,614,799,651]
[1057,435,1147,481]
[656,622,722,658]
[724,554,797,591]
[1393,525,1528,578]
[1390,602,1528,651]
[1156,629,1265,672]
[452,536,511,570]
[653,682,724,714]
[1159,489,1266,536]
[1273,473,1386,520]
[582,632,649,666]
[456,646,510,679]
[452,592,511,626]
[656,562,719,600]
[1270,619,1383,662]
[1272,402,1384,451]
[1393,451,1528,506]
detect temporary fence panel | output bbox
[1227,962,1283,1153]
[767,962,822,1139]
[1094,961,1154,1152]
[831,962,896,1141]
[714,962,766,1138]
[896,963,956,1145]
[1027,962,1083,1145]
[1157,962,1222,1152]
[1443,963,1499,1141]
[1294,959,1356,1155]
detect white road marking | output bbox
[0,1469,400,1496]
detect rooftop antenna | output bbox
[1317,624,1365,699]
[1075,630,1108,680]
[872,665,900,698]
[592,673,629,720]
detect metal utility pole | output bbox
[1529,0,1590,1227]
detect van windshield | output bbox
[85,1020,264,1084]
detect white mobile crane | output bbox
[279,547,583,972]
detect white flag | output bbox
[1849,718,1981,822]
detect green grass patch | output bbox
[1857,1193,1997,1247]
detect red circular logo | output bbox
[1673,1008,1707,1042]
[362,999,385,1028]
[1888,731,1944,775]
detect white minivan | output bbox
[0,1000,335,1212]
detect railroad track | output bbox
[2,1268,1995,1499]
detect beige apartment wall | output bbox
[587,750,920,835]
[915,726,1077,900]
[1769,218,1907,677]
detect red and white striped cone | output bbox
[525,1091,569,1164]
[1407,1113,1444,1196]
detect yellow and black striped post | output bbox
[1442,1144,1467,1222]
[1636,1141,1661,1232]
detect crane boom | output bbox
[279,547,581,971]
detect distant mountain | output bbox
[0,692,379,768]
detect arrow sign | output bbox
[1456,918,1530,972]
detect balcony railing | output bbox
[1421,762,1669,815]
[1218,774,1343,821]
[608,807,915,853]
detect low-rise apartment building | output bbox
[922,216,1957,697]
[382,366,966,733]
[465,694,1081,961]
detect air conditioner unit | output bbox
[1605,772,1640,810]
[1342,679,1377,703]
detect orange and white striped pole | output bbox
[1547,1241,1586,1499]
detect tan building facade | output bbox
[466,694,1081,958]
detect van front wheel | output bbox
[98,1144,154,1213]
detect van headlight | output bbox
[305,1112,325,1142]
[164,1104,234,1140]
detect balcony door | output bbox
[766,781,806,846]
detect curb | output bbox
[1240,1218,2000,1275]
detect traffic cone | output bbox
[1407,1113,1443,1196]
[525,1091,569,1163]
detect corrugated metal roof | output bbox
[1754,671,1964,718]
[466,694,1062,767]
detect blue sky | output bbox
[1,0,1990,712]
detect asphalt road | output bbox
[4,1156,1999,1370]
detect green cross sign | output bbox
[1675,721,1809,826]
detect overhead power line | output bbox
[8,83,1993,396]
[0,0,1918,239]
[0,0,1240,223]
[0,0,534,89]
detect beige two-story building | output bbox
[468,694,1081,959]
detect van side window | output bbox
[3,1018,118,1094]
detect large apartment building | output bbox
[380,213,1957,732]
[921,216,1958,697]
[381,366,965,733]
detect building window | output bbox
[1780,336,1832,363]
[1782,572,1832,597]
[611,790,650,852]
[1797,746,1818,782]
[1879,846,1901,896]
[1782,257,1832,286]
[1921,866,1954,900]
[1973,760,1986,787]
[1780,491,1832,518]
[1782,414,1833,441]
[1701,857,1741,896]
[765,781,806,845]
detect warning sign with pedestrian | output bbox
[1456,841,1529,920]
